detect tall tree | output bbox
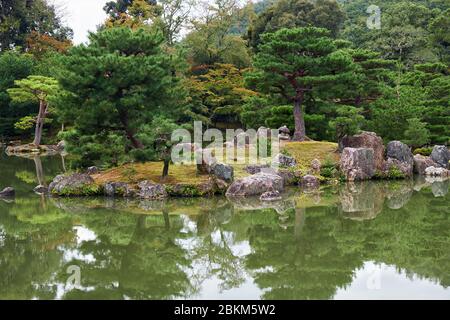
[0,0,72,51]
[7,75,60,146]
[57,27,182,166]
[246,27,355,141]
[0,50,34,138]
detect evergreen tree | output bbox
[57,27,183,166]
[7,75,60,146]
[246,27,355,141]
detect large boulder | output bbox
[383,158,413,178]
[414,154,438,175]
[137,181,168,200]
[431,145,450,169]
[387,141,414,164]
[211,163,234,183]
[341,131,385,171]
[49,173,99,196]
[33,185,48,194]
[340,148,375,181]
[226,172,284,197]
[0,187,15,197]
[272,153,297,168]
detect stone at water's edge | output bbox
[260,190,282,202]
[341,131,385,171]
[340,148,375,181]
[431,145,450,169]
[226,172,284,197]
[301,175,320,189]
[33,185,48,194]
[0,187,15,197]
[49,173,98,196]
[425,166,450,177]
[413,154,438,175]
[385,141,414,176]
[105,182,136,197]
[137,181,168,200]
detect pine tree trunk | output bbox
[162,158,170,178]
[33,100,47,146]
[292,99,306,141]
[119,110,144,149]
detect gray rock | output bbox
[245,164,270,175]
[386,141,414,166]
[340,148,375,181]
[260,190,282,202]
[341,131,385,171]
[272,153,297,168]
[137,181,168,200]
[212,163,234,183]
[301,175,320,189]
[49,173,97,196]
[310,159,321,174]
[105,182,135,197]
[414,154,437,175]
[425,166,450,177]
[226,172,284,197]
[86,166,99,175]
[0,187,15,197]
[431,145,450,169]
[384,157,413,178]
[33,185,48,194]
[56,140,66,151]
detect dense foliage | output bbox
[0,0,448,167]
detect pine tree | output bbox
[56,27,183,166]
[7,75,60,146]
[246,27,355,141]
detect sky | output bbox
[51,0,108,44]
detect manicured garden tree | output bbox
[135,116,188,179]
[56,27,183,166]
[7,75,60,146]
[246,27,355,141]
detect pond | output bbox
[0,152,449,300]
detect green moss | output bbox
[55,184,102,197]
[413,147,433,156]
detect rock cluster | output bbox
[49,173,98,196]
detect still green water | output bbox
[0,153,449,300]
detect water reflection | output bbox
[0,154,449,300]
